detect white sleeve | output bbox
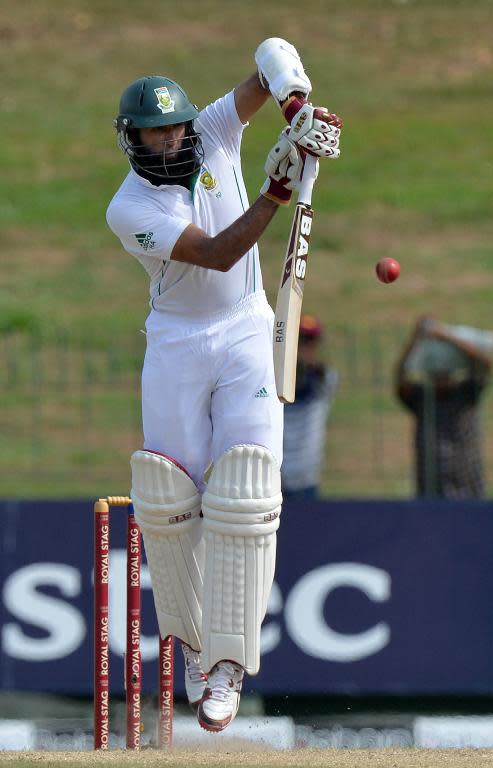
[196,90,245,162]
[106,202,190,263]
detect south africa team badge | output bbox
[154,86,175,114]
[199,169,217,191]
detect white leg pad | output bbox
[130,450,204,650]
[201,444,282,675]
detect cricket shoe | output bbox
[181,642,208,711]
[197,660,244,732]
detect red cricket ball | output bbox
[375,257,401,284]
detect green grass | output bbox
[2,0,493,498]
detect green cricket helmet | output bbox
[114,76,204,182]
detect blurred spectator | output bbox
[281,314,338,499]
[395,315,493,498]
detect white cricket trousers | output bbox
[141,291,283,491]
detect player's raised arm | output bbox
[233,72,271,124]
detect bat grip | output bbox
[297,154,318,207]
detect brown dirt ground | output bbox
[1,748,493,768]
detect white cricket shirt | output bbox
[106,90,262,319]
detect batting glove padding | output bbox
[260,130,306,205]
[255,37,312,103]
[283,96,343,159]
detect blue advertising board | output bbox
[1,498,492,696]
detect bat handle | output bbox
[297,154,319,207]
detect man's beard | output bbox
[132,132,203,185]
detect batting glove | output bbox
[282,96,343,159]
[260,130,306,205]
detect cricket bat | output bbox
[273,153,319,403]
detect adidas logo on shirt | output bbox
[134,232,156,251]
[254,387,269,398]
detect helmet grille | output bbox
[117,120,204,182]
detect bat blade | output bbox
[273,201,314,403]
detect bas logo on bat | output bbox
[281,211,313,288]
[295,212,312,279]
[275,320,285,343]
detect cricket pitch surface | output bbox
[1,749,493,768]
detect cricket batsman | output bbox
[106,38,342,731]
